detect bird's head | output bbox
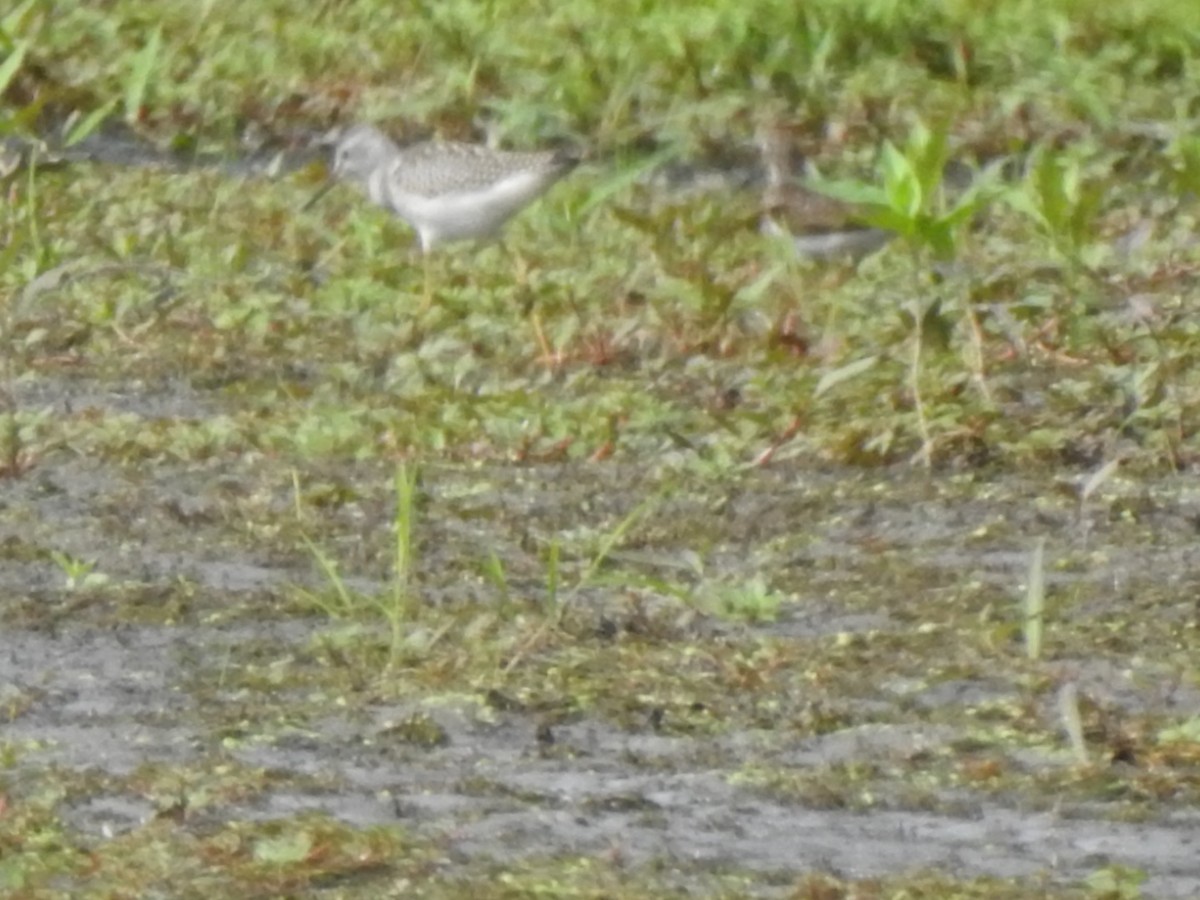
[327,124,398,186]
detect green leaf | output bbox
[1000,183,1049,229]
[63,99,118,147]
[0,40,28,97]
[863,206,916,237]
[1158,717,1200,743]
[1,0,40,40]
[124,26,162,125]
[806,176,888,208]
[907,120,950,200]
[253,830,313,865]
[922,217,958,259]
[815,355,879,398]
[881,142,922,218]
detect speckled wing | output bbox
[390,142,578,198]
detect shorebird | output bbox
[756,122,891,262]
[306,123,579,306]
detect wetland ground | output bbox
[3,1,1200,896]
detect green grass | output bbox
[2,0,1200,896]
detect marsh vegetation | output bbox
[2,1,1199,896]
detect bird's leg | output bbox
[420,251,433,314]
[410,231,434,315]
[503,242,555,368]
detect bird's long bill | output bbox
[302,178,337,212]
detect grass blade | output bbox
[0,40,28,98]
[1024,537,1045,660]
[124,26,162,125]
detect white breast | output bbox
[385,169,558,251]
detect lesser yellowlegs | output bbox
[756,122,891,262]
[308,123,579,305]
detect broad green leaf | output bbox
[881,142,922,218]
[807,176,889,208]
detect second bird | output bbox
[756,122,892,262]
